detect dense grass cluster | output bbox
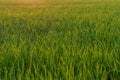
[0,0,120,80]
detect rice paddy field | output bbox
[0,0,120,80]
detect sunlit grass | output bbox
[0,0,120,80]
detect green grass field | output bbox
[0,0,120,80]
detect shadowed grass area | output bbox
[0,0,120,80]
